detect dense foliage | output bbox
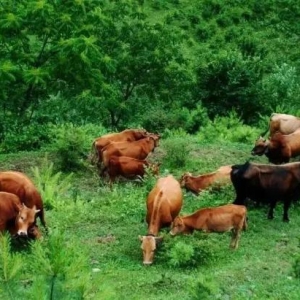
[1,0,300,152]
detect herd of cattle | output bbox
[2,113,300,265]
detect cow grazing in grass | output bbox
[0,171,46,230]
[106,156,160,188]
[170,204,247,249]
[0,191,41,238]
[100,134,160,177]
[251,130,300,164]
[179,165,232,195]
[91,129,150,165]
[139,175,183,265]
[231,161,300,221]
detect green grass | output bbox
[1,135,300,299]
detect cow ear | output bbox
[35,209,41,214]
[22,203,28,209]
[138,235,143,242]
[16,203,22,212]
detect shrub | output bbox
[0,122,52,153]
[51,123,88,172]
[197,111,261,144]
[166,239,215,269]
[162,137,189,169]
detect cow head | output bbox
[169,216,185,235]
[134,129,149,139]
[15,204,40,237]
[251,137,269,156]
[148,134,160,148]
[138,235,163,265]
[179,172,192,187]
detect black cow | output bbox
[231,161,300,222]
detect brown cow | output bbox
[106,156,160,188]
[170,204,247,249]
[260,113,300,137]
[0,171,46,230]
[91,129,149,165]
[101,135,160,176]
[251,129,300,164]
[180,165,232,195]
[0,192,41,238]
[139,175,183,265]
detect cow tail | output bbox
[243,212,248,231]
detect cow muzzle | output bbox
[17,230,28,237]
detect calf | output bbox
[180,165,232,195]
[170,204,247,249]
[139,175,183,265]
[106,156,160,188]
[0,192,40,238]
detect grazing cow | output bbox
[139,175,183,265]
[180,165,232,195]
[231,161,300,221]
[101,135,160,176]
[0,171,46,229]
[106,156,160,188]
[260,113,300,137]
[251,129,300,164]
[91,129,149,165]
[170,204,247,249]
[0,192,40,238]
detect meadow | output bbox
[1,127,300,300]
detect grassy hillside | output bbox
[1,132,300,299]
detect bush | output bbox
[197,111,261,144]
[162,136,189,169]
[0,122,52,153]
[50,123,88,172]
[166,239,215,269]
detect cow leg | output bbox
[283,200,291,222]
[267,201,276,219]
[230,229,238,249]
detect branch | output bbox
[34,34,49,68]
[123,81,137,101]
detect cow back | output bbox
[146,175,183,235]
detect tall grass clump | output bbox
[26,230,108,299]
[31,156,73,210]
[0,233,23,299]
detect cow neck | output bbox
[148,191,164,236]
[183,213,201,231]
